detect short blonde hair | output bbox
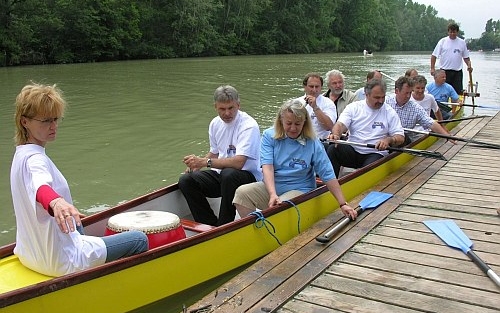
[274,99,315,140]
[14,83,66,145]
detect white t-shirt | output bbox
[11,144,107,277]
[295,94,337,139]
[432,36,470,70]
[411,94,439,116]
[338,100,404,156]
[208,110,262,181]
[354,87,365,100]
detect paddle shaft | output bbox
[403,128,500,149]
[331,140,447,161]
[437,116,490,124]
[468,70,475,106]
[467,250,500,287]
[441,102,499,110]
[316,207,360,243]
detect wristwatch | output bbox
[339,202,348,208]
[206,158,212,168]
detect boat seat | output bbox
[181,219,216,233]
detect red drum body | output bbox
[105,211,186,249]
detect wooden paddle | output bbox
[379,71,396,81]
[403,128,500,150]
[468,70,476,106]
[437,115,491,124]
[440,102,500,110]
[316,191,393,243]
[332,140,447,161]
[423,219,500,287]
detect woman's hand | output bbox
[50,197,83,234]
[340,204,358,220]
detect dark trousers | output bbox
[327,143,384,177]
[444,69,463,95]
[178,168,256,226]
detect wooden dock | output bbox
[189,114,500,313]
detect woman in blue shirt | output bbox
[233,99,357,220]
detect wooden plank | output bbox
[370,225,499,256]
[351,243,489,280]
[360,234,500,267]
[278,298,344,313]
[281,286,421,313]
[388,208,500,228]
[310,274,499,313]
[325,262,500,309]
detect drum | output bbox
[105,211,186,249]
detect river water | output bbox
[1,52,499,311]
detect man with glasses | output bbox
[178,85,262,226]
[430,22,473,95]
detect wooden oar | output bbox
[316,191,393,243]
[333,140,447,161]
[403,128,500,150]
[441,102,500,110]
[423,219,500,287]
[468,70,476,106]
[379,71,396,81]
[437,115,491,124]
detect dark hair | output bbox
[365,78,386,95]
[394,76,414,91]
[302,72,323,86]
[448,22,459,32]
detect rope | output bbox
[248,210,282,246]
[283,200,301,234]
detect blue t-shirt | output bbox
[260,127,335,195]
[426,82,459,103]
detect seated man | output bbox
[411,75,444,122]
[178,85,262,226]
[327,79,405,177]
[386,76,453,144]
[295,72,337,140]
[354,70,383,100]
[323,69,358,118]
[426,69,458,120]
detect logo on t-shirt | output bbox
[227,145,236,156]
[289,158,307,169]
[371,122,386,129]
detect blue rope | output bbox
[283,200,301,234]
[248,210,282,246]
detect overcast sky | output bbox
[415,0,499,39]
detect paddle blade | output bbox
[423,220,472,253]
[359,191,393,211]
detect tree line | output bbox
[0,0,497,67]
[468,19,500,51]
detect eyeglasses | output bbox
[25,116,63,125]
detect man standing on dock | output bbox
[430,22,473,95]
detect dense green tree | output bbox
[1,0,498,66]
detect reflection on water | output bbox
[1,52,499,311]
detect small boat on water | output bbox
[0,111,462,313]
[363,49,373,57]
